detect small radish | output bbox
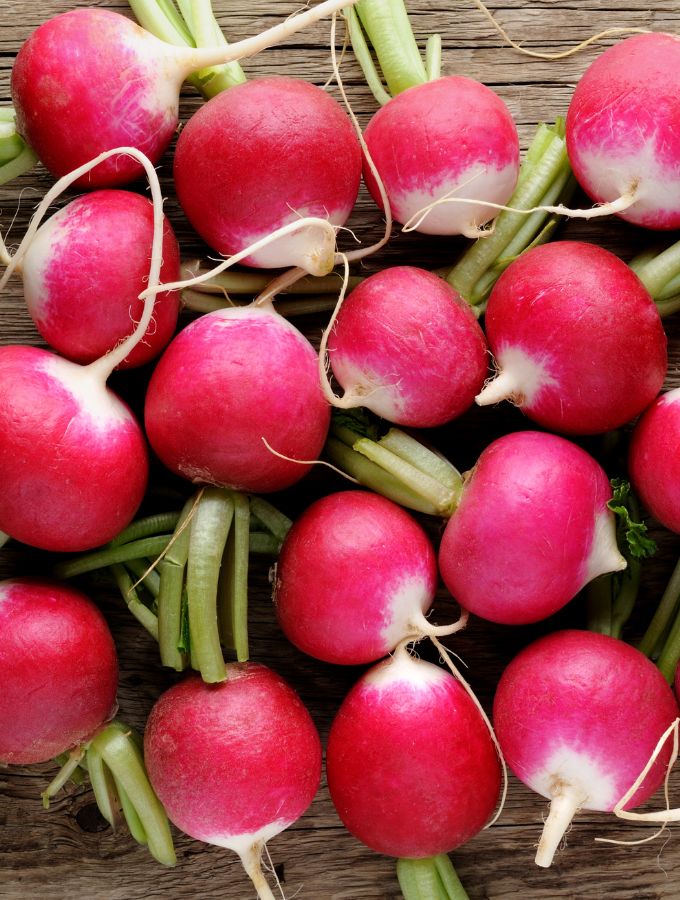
[629,387,680,534]
[173,76,362,268]
[326,646,501,861]
[493,630,680,867]
[144,664,322,899]
[566,33,680,229]
[0,578,118,766]
[273,490,441,665]
[476,241,667,434]
[438,430,626,625]
[16,190,180,368]
[11,1,358,188]
[144,302,331,493]
[322,266,488,427]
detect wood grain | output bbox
[2,0,680,897]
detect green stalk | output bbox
[351,0,431,98]
[110,564,159,641]
[248,532,284,555]
[110,511,181,546]
[249,497,293,545]
[631,238,680,302]
[127,0,245,97]
[115,780,149,846]
[218,492,251,661]
[446,120,574,305]
[397,855,469,900]
[54,535,172,578]
[638,557,680,660]
[86,745,121,828]
[186,488,234,683]
[157,497,195,670]
[42,747,87,808]
[0,109,37,185]
[124,558,161,599]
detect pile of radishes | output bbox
[5,0,680,897]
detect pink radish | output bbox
[16,190,180,368]
[566,33,680,229]
[362,76,519,236]
[438,430,626,625]
[144,663,322,899]
[173,76,362,268]
[274,490,441,664]
[11,1,358,189]
[322,266,488,427]
[493,630,680,866]
[629,387,680,533]
[145,302,331,493]
[0,578,118,765]
[326,646,501,859]
[476,241,667,434]
[0,147,166,552]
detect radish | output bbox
[0,147,165,552]
[345,0,519,236]
[173,76,362,268]
[144,663,322,899]
[326,645,501,890]
[144,301,331,494]
[629,388,680,534]
[475,241,667,435]
[438,430,626,625]
[0,577,176,865]
[11,0,359,188]
[493,630,680,867]
[0,578,118,766]
[273,490,448,665]
[15,190,180,368]
[566,33,680,229]
[321,266,488,428]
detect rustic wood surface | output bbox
[3,0,680,897]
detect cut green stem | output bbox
[110,564,160,640]
[55,535,172,578]
[639,557,680,660]
[397,855,470,900]
[218,492,251,660]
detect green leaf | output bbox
[607,478,657,559]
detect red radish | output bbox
[629,387,680,533]
[476,242,667,434]
[274,490,440,664]
[322,266,488,427]
[145,303,330,493]
[326,646,501,858]
[566,33,680,229]
[11,1,358,189]
[173,77,362,268]
[493,630,680,867]
[362,76,520,236]
[0,578,118,765]
[439,431,626,625]
[19,190,180,368]
[144,664,322,899]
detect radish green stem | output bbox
[656,602,680,683]
[42,746,86,807]
[54,536,172,578]
[158,497,194,670]
[639,557,680,661]
[0,531,9,549]
[125,557,161,598]
[187,488,233,683]
[116,779,148,846]
[218,492,251,660]
[249,497,292,545]
[446,120,575,306]
[248,533,283,555]
[0,108,37,185]
[397,855,470,900]
[631,238,680,302]
[87,745,121,828]
[351,0,431,98]
[111,512,181,546]
[344,7,392,106]
[110,564,160,640]
[180,263,359,296]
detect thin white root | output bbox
[260,436,360,484]
[238,841,279,900]
[401,183,640,235]
[253,267,309,307]
[317,253,360,409]
[469,0,648,60]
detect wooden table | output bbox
[3,0,680,897]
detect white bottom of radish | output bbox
[203,819,289,855]
[395,163,518,236]
[476,345,557,408]
[239,209,345,273]
[45,355,134,427]
[365,649,448,689]
[528,744,617,811]
[381,578,436,649]
[585,510,627,582]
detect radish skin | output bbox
[144,664,322,898]
[629,388,680,534]
[493,630,680,867]
[438,431,626,625]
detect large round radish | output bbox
[629,387,680,533]
[144,304,330,493]
[174,77,362,268]
[20,190,180,368]
[0,346,148,552]
[494,630,680,867]
[326,647,501,858]
[566,33,680,229]
[475,242,667,434]
[324,266,488,427]
[11,3,355,188]
[0,578,118,765]
[144,664,321,898]
[438,431,625,625]
[362,76,520,236]
[274,490,438,664]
